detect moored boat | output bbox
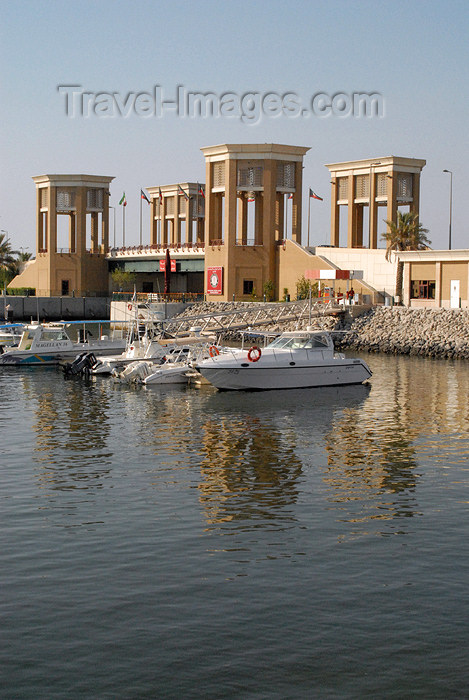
[0,322,126,366]
[195,330,372,391]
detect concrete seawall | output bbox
[1,296,112,322]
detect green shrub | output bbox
[6,287,35,296]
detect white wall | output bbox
[314,247,397,297]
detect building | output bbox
[399,249,469,308]
[11,174,113,296]
[11,145,447,305]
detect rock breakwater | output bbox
[336,306,469,359]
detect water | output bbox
[1,354,469,699]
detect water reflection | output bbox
[20,372,112,491]
[195,385,370,530]
[322,354,469,537]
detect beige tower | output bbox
[146,182,205,248]
[201,143,310,301]
[326,156,426,249]
[12,174,114,296]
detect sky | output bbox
[1,0,468,253]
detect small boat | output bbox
[90,336,167,375]
[0,322,126,366]
[0,323,25,346]
[195,330,372,391]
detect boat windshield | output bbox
[267,334,330,350]
[41,329,69,341]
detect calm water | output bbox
[1,353,469,699]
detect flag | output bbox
[141,189,150,204]
[119,192,127,206]
[158,188,163,204]
[178,185,189,200]
[288,193,293,199]
[309,188,323,201]
[197,183,205,199]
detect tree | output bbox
[111,268,137,292]
[296,275,318,300]
[263,279,274,301]
[382,212,430,302]
[0,232,18,273]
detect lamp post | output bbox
[443,169,452,250]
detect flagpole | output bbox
[139,190,142,246]
[307,194,311,247]
[122,204,125,247]
[196,183,200,247]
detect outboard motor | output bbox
[62,352,98,378]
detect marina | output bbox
[1,352,469,698]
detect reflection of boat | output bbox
[0,323,126,366]
[196,330,372,391]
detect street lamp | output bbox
[443,169,452,250]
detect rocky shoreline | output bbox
[176,302,469,360]
[335,306,469,359]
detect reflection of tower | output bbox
[198,416,302,526]
[21,375,112,490]
[201,143,310,301]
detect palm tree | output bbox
[382,212,430,302]
[0,232,18,272]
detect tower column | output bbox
[410,172,420,219]
[263,159,277,284]
[48,186,57,254]
[347,174,356,248]
[238,194,248,245]
[69,213,76,253]
[330,178,340,246]
[291,161,303,243]
[185,194,191,245]
[369,170,378,248]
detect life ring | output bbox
[248,346,262,362]
[209,345,220,358]
[127,303,133,311]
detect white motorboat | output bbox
[90,336,167,374]
[0,322,126,366]
[0,323,24,346]
[143,342,230,386]
[195,330,372,391]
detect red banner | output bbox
[206,266,223,295]
[159,259,176,272]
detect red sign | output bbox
[206,266,223,295]
[159,259,176,272]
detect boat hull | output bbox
[197,359,371,391]
[0,342,126,366]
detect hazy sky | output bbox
[1,0,467,252]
